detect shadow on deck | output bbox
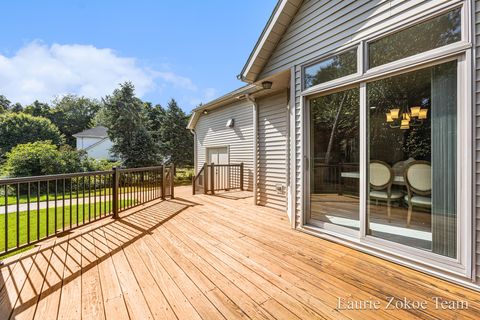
[0,186,479,320]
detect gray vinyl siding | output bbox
[260,0,452,227]
[257,92,288,211]
[195,100,254,191]
[475,0,480,285]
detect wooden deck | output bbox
[0,186,479,320]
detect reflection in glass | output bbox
[368,9,461,68]
[309,88,359,229]
[367,61,457,258]
[304,48,357,89]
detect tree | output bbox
[23,100,51,117]
[49,95,102,146]
[0,95,11,113]
[154,99,193,167]
[102,82,159,167]
[0,113,65,157]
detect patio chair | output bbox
[369,160,403,221]
[404,161,431,227]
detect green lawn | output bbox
[0,188,113,206]
[0,199,133,259]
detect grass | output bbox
[0,189,111,206]
[0,199,133,259]
[175,167,194,186]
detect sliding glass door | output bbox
[308,87,360,232]
[367,61,457,258]
[302,5,469,274]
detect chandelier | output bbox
[386,106,428,129]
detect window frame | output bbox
[299,1,473,279]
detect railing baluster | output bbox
[27,182,31,244]
[94,175,97,220]
[46,180,49,238]
[76,177,79,227]
[54,179,58,233]
[62,178,65,231]
[104,175,107,215]
[82,176,86,224]
[88,176,91,222]
[4,185,8,253]
[69,178,72,229]
[37,181,40,241]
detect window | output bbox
[367,61,457,258]
[368,9,461,68]
[304,48,357,89]
[309,88,360,229]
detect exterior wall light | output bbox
[202,110,208,115]
[226,119,234,128]
[261,81,273,89]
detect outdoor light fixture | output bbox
[261,81,273,89]
[386,105,428,130]
[202,109,208,115]
[226,119,234,128]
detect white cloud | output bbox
[0,42,179,104]
[0,41,217,111]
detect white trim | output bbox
[288,67,296,228]
[301,41,471,97]
[241,0,289,81]
[469,0,477,284]
[359,82,367,239]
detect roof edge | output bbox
[238,0,288,83]
[187,84,259,130]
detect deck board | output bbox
[0,186,479,320]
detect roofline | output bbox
[72,134,108,139]
[187,84,260,130]
[238,0,287,83]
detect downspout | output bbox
[190,129,197,174]
[246,94,258,205]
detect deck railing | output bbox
[192,163,244,195]
[0,164,174,256]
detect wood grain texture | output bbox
[0,186,478,319]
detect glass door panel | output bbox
[367,61,457,258]
[309,87,360,230]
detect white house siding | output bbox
[475,0,480,285]
[86,139,114,160]
[257,91,288,211]
[195,100,254,191]
[76,137,113,160]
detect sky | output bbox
[0,1,277,112]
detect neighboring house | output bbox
[73,126,114,160]
[188,0,480,290]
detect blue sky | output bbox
[0,1,277,112]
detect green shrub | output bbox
[0,113,65,157]
[2,141,112,178]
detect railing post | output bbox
[161,165,166,200]
[240,163,244,191]
[210,163,215,195]
[192,171,196,195]
[112,167,119,219]
[170,163,175,199]
[203,163,208,194]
